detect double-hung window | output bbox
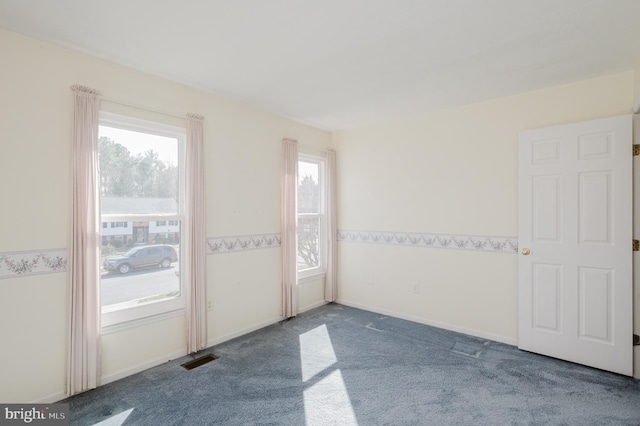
[98,112,186,328]
[297,154,326,280]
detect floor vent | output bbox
[181,353,219,370]
[451,340,489,359]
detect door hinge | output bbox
[634,145,640,156]
[634,240,639,251]
[634,334,640,346]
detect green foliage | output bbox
[99,137,178,198]
[101,243,117,256]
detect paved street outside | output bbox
[101,266,180,306]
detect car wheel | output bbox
[160,258,171,268]
[118,263,131,274]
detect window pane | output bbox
[101,221,181,309]
[298,216,320,271]
[298,161,320,214]
[98,126,179,213]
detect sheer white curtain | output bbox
[68,85,101,396]
[324,149,338,302]
[185,113,207,353]
[281,138,299,318]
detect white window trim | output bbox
[101,308,185,335]
[297,153,326,281]
[298,272,326,284]
[99,112,188,329]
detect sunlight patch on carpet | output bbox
[91,408,134,426]
[299,324,338,382]
[300,325,357,425]
[303,370,358,426]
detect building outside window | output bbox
[98,112,186,327]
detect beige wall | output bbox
[0,29,331,403]
[335,72,635,348]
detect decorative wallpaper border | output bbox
[0,248,67,280]
[0,233,283,280]
[1,229,515,280]
[337,230,518,254]
[206,233,281,255]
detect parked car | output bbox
[103,244,178,274]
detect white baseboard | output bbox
[30,349,188,403]
[39,318,284,403]
[299,300,329,313]
[206,316,284,348]
[205,303,329,348]
[336,298,518,346]
[33,391,68,404]
[100,348,188,387]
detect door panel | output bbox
[578,172,612,244]
[518,114,632,376]
[578,267,612,342]
[532,263,562,332]
[533,175,562,242]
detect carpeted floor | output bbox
[64,303,640,425]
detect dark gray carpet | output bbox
[64,303,640,425]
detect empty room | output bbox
[1,1,640,424]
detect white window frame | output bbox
[297,153,326,281]
[98,112,188,329]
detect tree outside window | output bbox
[297,156,325,277]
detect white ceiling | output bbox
[1,0,639,131]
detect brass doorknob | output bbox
[521,248,531,255]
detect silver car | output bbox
[103,244,178,274]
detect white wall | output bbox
[335,72,635,348]
[0,29,331,403]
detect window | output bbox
[98,112,186,327]
[298,154,325,279]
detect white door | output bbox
[518,115,633,376]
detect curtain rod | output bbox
[295,142,334,155]
[101,96,186,120]
[298,144,328,154]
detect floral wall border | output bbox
[1,233,283,280]
[337,229,518,254]
[1,229,515,280]
[0,248,68,280]
[206,233,281,255]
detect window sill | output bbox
[298,272,326,285]
[101,308,185,335]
